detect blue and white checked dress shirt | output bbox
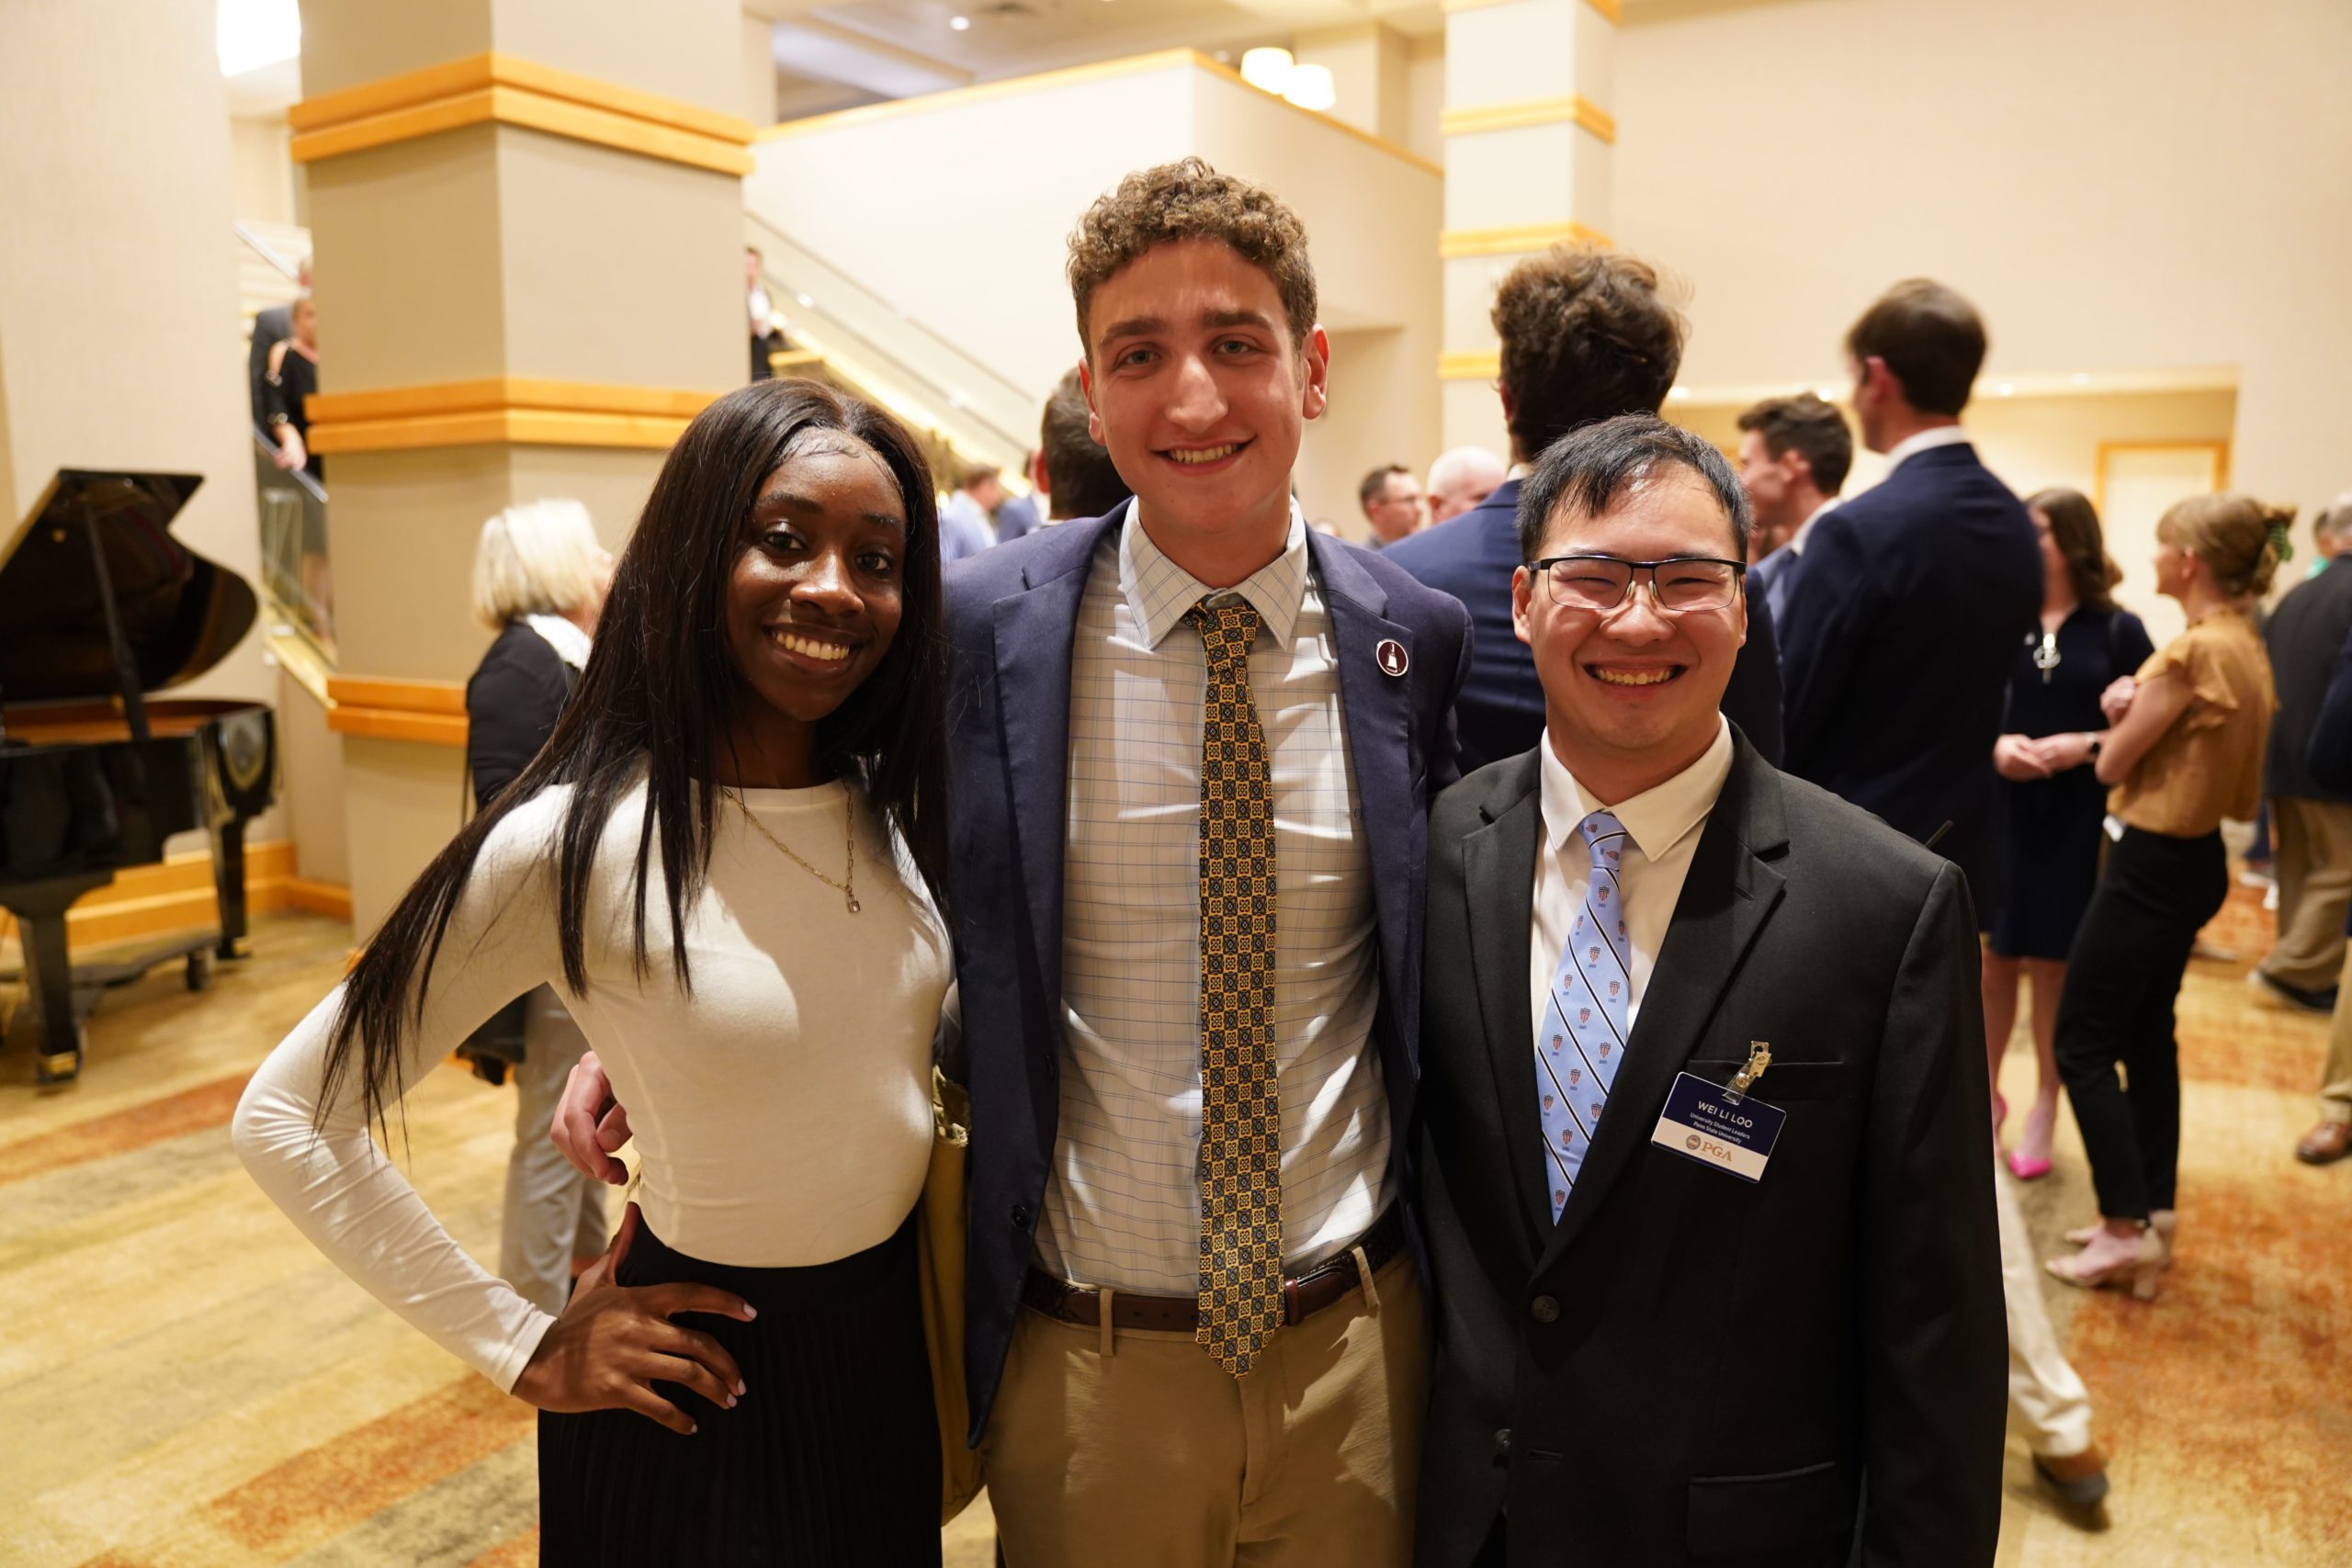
[1042,504,1389,1297]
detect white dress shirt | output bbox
[1882,423,1973,473]
[1046,503,1388,1296]
[1782,496,1841,557]
[1530,718,1736,1048]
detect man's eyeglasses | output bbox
[1528,555,1747,614]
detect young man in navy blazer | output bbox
[1383,246,1785,773]
[1775,280,2041,910]
[942,159,1468,1566]
[1415,414,2006,1567]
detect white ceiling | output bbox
[757,0,1445,118]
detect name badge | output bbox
[1650,1071,1786,1183]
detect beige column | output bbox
[293,0,750,933]
[1437,0,1619,457]
[1295,22,1413,146]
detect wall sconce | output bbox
[1283,63,1336,110]
[1239,47,1295,94]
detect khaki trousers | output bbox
[984,1251,1426,1568]
[2319,947,2352,1125]
[1995,1157,2094,1458]
[2260,797,2352,993]
[499,988,608,1314]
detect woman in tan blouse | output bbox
[2044,494,2286,1299]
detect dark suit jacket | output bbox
[1777,443,2040,908]
[1383,479,1785,773]
[2265,557,2352,802]
[464,621,574,808]
[1749,544,1800,629]
[1415,738,2006,1568]
[941,502,1472,1440]
[2307,620,2352,797]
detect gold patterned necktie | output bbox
[1187,596,1283,1378]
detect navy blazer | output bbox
[2265,556,2352,802]
[1777,443,2041,908]
[1381,478,1785,773]
[941,503,1472,1440]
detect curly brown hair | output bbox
[1492,246,1686,460]
[1067,158,1317,356]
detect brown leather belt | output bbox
[1022,1204,1406,1333]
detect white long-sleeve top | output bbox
[233,773,951,1392]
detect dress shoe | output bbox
[2296,1120,2352,1165]
[2033,1444,2111,1519]
[2248,969,2336,1014]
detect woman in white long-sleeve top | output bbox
[234,381,955,1566]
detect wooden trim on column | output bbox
[1440,350,1504,382]
[290,52,755,175]
[1442,96,1616,142]
[324,675,470,748]
[305,378,725,455]
[1442,0,1622,20]
[1441,221,1614,258]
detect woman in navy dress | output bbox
[1986,490,2155,1179]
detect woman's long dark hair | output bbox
[319,380,951,1136]
[2026,488,2122,614]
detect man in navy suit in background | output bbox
[1777,278,2041,913]
[1736,391,1852,627]
[1385,246,1784,773]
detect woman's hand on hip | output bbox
[513,1202,752,1435]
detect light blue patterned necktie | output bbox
[1536,809,1631,1223]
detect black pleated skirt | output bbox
[537,1213,941,1567]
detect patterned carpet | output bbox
[3,894,2344,1565]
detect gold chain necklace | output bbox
[731,791,859,914]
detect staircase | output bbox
[236,220,307,332]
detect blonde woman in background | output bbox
[2045,495,2287,1299]
[467,499,616,1314]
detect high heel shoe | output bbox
[2070,1212,2175,1268]
[2007,1100,2056,1179]
[2045,1227,2163,1301]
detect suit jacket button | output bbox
[1493,1427,1512,1461]
[1529,1294,1560,1324]
[1011,1203,1031,1227]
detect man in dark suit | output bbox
[1777,280,2041,911]
[1385,245,1784,772]
[943,161,1467,1565]
[1736,392,1852,627]
[1416,413,2006,1568]
[2254,494,2352,1014]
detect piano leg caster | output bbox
[35,1029,85,1087]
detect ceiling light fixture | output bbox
[1283,63,1336,111]
[950,15,971,30]
[216,0,300,75]
[1996,382,2016,396]
[1240,47,1295,95]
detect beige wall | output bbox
[748,57,1442,528]
[0,0,269,714]
[229,116,300,226]
[1615,0,2352,520]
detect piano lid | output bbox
[0,468,255,703]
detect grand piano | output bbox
[1,470,278,1086]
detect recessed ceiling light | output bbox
[1996,382,2015,396]
[2072,372,2090,385]
[950,15,970,29]
[1668,387,1690,400]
